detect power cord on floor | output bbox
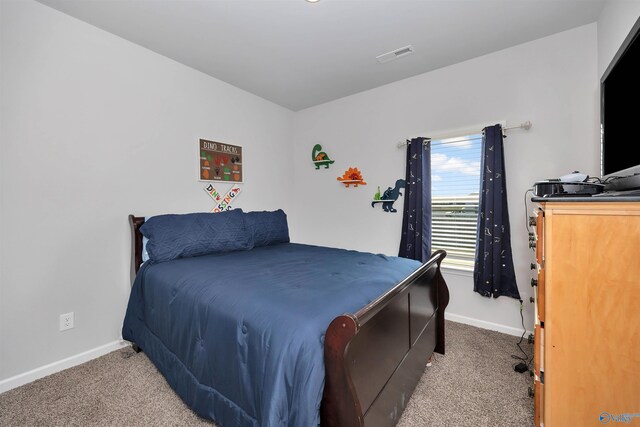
[427,352,438,367]
[519,189,535,374]
[511,299,532,374]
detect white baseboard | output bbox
[0,316,527,394]
[0,340,129,394]
[445,312,533,337]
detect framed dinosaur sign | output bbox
[199,139,243,183]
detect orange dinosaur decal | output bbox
[337,167,367,187]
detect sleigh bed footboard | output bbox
[322,250,449,427]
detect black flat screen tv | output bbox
[601,15,640,191]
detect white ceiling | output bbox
[37,0,606,111]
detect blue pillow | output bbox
[141,210,253,263]
[244,209,290,247]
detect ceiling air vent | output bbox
[376,45,414,64]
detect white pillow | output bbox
[142,216,150,263]
[142,236,149,262]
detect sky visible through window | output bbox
[431,134,482,196]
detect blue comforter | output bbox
[122,243,421,427]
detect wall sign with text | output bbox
[199,139,243,182]
[204,184,242,213]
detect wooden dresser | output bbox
[530,200,640,427]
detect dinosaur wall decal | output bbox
[312,144,335,169]
[337,167,367,187]
[371,179,406,213]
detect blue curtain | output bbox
[473,125,520,299]
[399,137,432,262]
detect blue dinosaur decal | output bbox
[371,179,406,213]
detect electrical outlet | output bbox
[60,312,74,331]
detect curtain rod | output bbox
[503,121,532,132]
[397,121,532,147]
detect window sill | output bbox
[440,262,474,276]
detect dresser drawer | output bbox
[534,379,544,427]
[535,209,543,266]
[535,211,545,322]
[533,323,544,427]
[533,324,541,376]
[536,268,545,322]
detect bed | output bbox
[123,210,449,427]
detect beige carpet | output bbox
[0,321,533,426]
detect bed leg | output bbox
[434,266,450,355]
[131,343,142,353]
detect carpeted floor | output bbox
[0,321,533,427]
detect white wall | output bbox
[290,24,600,334]
[1,0,614,387]
[597,0,640,77]
[0,0,293,382]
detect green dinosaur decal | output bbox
[374,186,381,200]
[312,144,335,169]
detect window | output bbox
[430,133,481,269]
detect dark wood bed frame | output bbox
[128,214,449,427]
